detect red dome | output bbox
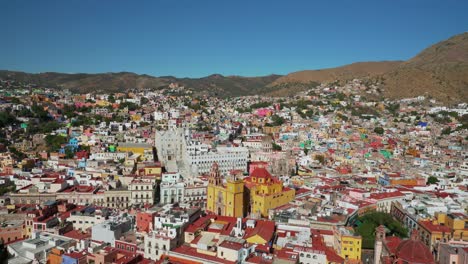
[395,231,434,264]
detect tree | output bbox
[374,127,384,135]
[272,143,282,151]
[441,127,451,135]
[387,103,400,116]
[140,97,149,105]
[44,134,67,152]
[0,237,7,261]
[270,115,285,126]
[355,212,408,249]
[0,111,17,128]
[427,176,439,185]
[108,94,116,103]
[31,103,51,121]
[9,147,27,161]
[314,155,325,164]
[64,146,75,159]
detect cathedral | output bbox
[206,162,294,218]
[206,163,245,217]
[374,225,435,264]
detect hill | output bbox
[271,61,403,85]
[382,32,468,103]
[1,32,468,102]
[0,71,168,93]
[0,71,282,97]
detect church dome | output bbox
[395,230,434,264]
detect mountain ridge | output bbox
[1,32,468,102]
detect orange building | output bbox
[136,211,157,233]
[47,248,64,264]
[0,220,24,243]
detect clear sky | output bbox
[1,0,467,78]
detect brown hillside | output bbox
[271,61,403,85]
[382,32,468,103]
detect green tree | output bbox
[108,94,116,103]
[64,146,75,159]
[355,212,408,249]
[140,97,149,105]
[374,127,384,135]
[0,237,8,261]
[44,134,67,152]
[0,111,17,128]
[31,103,51,121]
[387,103,400,116]
[441,127,452,135]
[272,143,282,151]
[427,176,439,185]
[270,115,285,126]
[119,102,138,111]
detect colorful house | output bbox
[206,163,245,217]
[333,226,362,261]
[244,167,295,218]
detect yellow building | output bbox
[144,165,162,180]
[262,126,281,135]
[333,226,362,261]
[245,167,295,218]
[117,142,152,155]
[206,163,245,217]
[417,212,468,251]
[130,114,142,121]
[95,100,111,107]
[434,212,468,241]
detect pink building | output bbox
[256,108,273,117]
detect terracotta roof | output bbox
[384,236,402,254]
[172,245,235,264]
[244,220,275,243]
[369,191,405,200]
[63,229,91,240]
[219,240,244,250]
[419,220,452,233]
[395,235,434,263]
[250,167,273,179]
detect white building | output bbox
[294,246,327,264]
[129,177,156,205]
[144,228,178,260]
[160,173,185,205]
[68,207,107,230]
[155,128,186,169]
[184,180,207,208]
[185,143,248,176]
[8,232,75,263]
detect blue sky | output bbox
[1,0,467,77]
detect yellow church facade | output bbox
[206,163,294,218]
[246,167,295,218]
[206,163,245,217]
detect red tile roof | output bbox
[172,245,236,264]
[369,191,405,200]
[63,229,91,240]
[244,220,275,243]
[419,220,452,233]
[219,240,244,250]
